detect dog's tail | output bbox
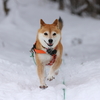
[59,17,63,30]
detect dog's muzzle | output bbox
[44,39,53,47]
[48,39,53,46]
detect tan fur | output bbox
[35,18,63,89]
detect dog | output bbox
[31,17,63,89]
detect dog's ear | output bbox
[52,19,59,29]
[58,17,63,30]
[40,19,45,28]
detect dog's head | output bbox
[37,19,62,48]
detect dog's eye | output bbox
[53,33,56,36]
[44,33,48,36]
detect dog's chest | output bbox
[38,53,52,65]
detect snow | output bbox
[0,0,100,100]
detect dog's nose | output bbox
[48,39,53,44]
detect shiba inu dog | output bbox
[31,17,63,89]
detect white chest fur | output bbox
[38,53,52,65]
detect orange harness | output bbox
[34,49,46,54]
[32,45,57,66]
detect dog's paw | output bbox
[55,70,59,75]
[47,75,55,81]
[39,85,48,89]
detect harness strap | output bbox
[30,42,57,66]
[31,43,46,54]
[31,43,57,55]
[46,54,56,66]
[34,49,46,54]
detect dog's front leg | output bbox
[35,55,48,89]
[37,65,48,89]
[47,58,62,81]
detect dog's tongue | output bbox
[49,43,53,46]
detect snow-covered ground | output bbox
[0,0,100,100]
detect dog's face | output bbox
[37,19,61,48]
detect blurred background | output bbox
[1,0,100,18]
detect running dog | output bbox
[31,17,63,89]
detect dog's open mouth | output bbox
[44,40,53,47]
